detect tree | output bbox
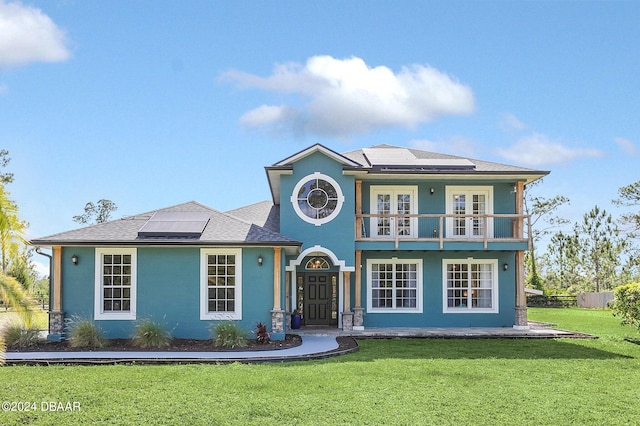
[614,180,640,258]
[523,180,570,289]
[0,150,13,185]
[7,247,38,293]
[0,185,27,275]
[543,231,583,292]
[574,206,626,292]
[73,199,118,224]
[611,282,640,332]
[0,149,35,363]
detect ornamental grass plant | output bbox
[213,321,247,348]
[131,319,171,349]
[67,316,106,349]
[2,322,41,349]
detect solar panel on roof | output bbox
[363,148,417,165]
[138,211,210,238]
[362,148,475,170]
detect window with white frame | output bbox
[94,248,137,320]
[291,172,345,226]
[445,186,493,238]
[367,259,422,313]
[443,259,498,313]
[200,248,242,320]
[370,186,418,238]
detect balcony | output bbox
[355,213,532,250]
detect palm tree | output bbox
[0,186,27,274]
[0,185,32,363]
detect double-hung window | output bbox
[443,259,498,313]
[445,186,493,238]
[200,248,242,320]
[367,258,422,313]
[94,248,137,320]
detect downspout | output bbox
[34,247,52,312]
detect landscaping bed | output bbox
[7,334,303,352]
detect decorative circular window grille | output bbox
[291,173,344,225]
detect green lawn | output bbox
[1,308,640,425]
[0,309,48,330]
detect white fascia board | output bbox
[265,168,293,204]
[360,172,547,184]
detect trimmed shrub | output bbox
[131,319,171,348]
[68,316,107,348]
[213,322,247,348]
[611,283,640,331]
[2,322,41,349]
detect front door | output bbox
[303,273,337,326]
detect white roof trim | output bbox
[286,245,355,272]
[274,144,361,167]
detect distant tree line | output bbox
[526,179,640,294]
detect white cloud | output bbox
[499,113,526,132]
[223,56,475,138]
[497,133,604,167]
[410,137,476,157]
[0,0,71,67]
[615,137,637,156]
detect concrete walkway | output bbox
[4,336,341,364]
[4,323,592,364]
[295,323,588,338]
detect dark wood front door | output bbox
[303,273,334,326]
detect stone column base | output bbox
[342,311,354,331]
[514,306,529,330]
[270,309,286,341]
[48,310,65,342]
[353,307,364,331]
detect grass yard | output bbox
[0,309,48,330]
[1,308,640,425]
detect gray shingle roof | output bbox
[31,201,299,247]
[226,201,280,233]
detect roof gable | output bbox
[273,143,361,167]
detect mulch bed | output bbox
[8,335,360,356]
[8,334,303,352]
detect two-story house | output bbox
[32,144,548,341]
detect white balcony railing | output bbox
[355,213,532,250]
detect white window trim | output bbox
[200,248,243,321]
[94,248,137,320]
[445,186,493,238]
[442,258,499,314]
[290,172,345,226]
[366,258,423,313]
[369,185,418,238]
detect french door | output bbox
[370,186,417,238]
[446,187,493,238]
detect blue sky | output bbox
[1,1,638,268]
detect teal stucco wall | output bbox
[279,151,356,266]
[60,246,276,339]
[356,250,517,328]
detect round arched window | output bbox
[291,173,344,225]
